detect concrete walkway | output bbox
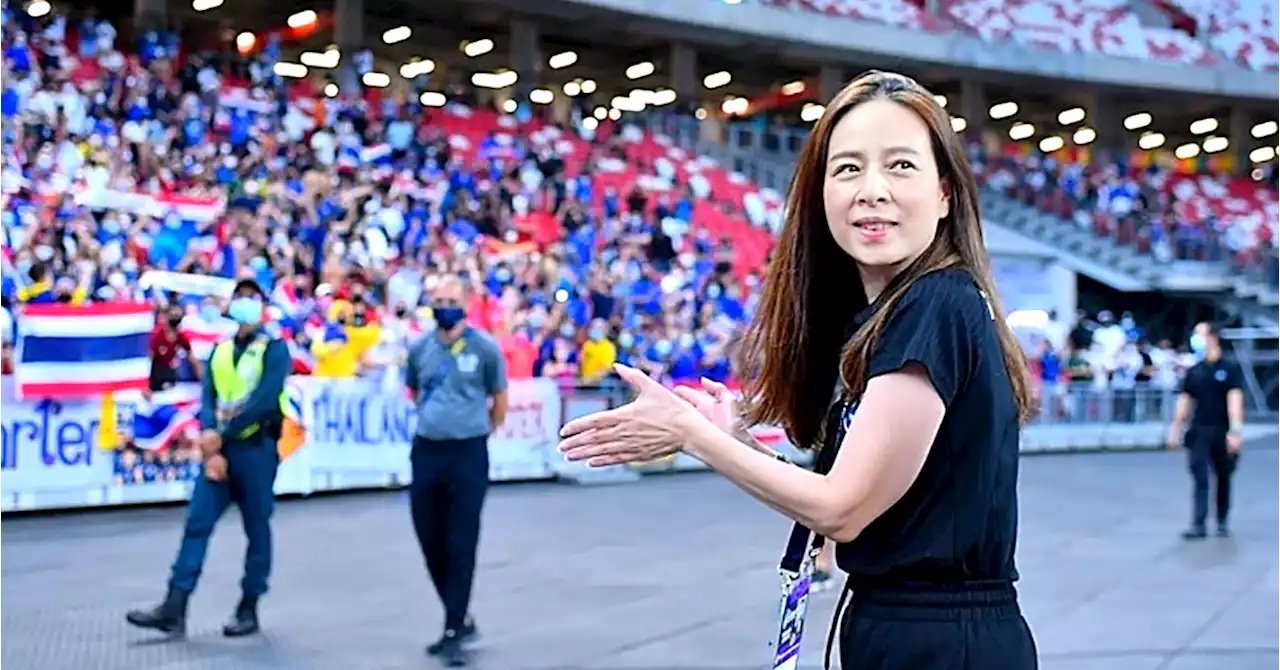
[3,439,1276,670]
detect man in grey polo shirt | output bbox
[404,274,508,667]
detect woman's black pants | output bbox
[831,580,1038,669]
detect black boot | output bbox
[221,595,260,637]
[125,586,189,635]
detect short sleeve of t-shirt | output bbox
[865,271,986,407]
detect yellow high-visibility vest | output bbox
[210,336,289,441]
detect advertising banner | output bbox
[298,376,563,492]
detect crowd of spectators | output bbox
[0,5,1267,408]
[0,6,758,391]
[969,139,1280,286]
[1020,309,1195,423]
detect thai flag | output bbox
[129,384,203,452]
[15,302,154,399]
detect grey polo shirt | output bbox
[405,327,508,441]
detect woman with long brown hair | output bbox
[558,70,1038,668]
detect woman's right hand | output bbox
[672,378,741,437]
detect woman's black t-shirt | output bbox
[830,267,1022,585]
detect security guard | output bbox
[126,279,291,637]
[405,274,508,667]
[1166,321,1246,540]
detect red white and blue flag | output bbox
[15,302,154,399]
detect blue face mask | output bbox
[228,298,263,326]
[1189,334,1207,360]
[433,305,466,331]
[200,305,221,322]
[589,327,605,340]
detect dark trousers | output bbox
[836,581,1038,669]
[170,442,280,597]
[1186,426,1238,528]
[409,435,490,631]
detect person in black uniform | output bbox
[1165,321,1246,539]
[557,71,1038,669]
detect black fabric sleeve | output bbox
[865,275,981,407]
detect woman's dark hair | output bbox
[734,70,1033,449]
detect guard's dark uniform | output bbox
[825,269,1038,669]
[126,311,290,638]
[1178,357,1243,533]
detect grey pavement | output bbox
[2,439,1277,670]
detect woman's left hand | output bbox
[558,364,703,467]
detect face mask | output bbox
[559,325,575,339]
[529,312,546,329]
[618,332,635,348]
[1190,334,1207,360]
[394,308,407,318]
[655,339,673,357]
[228,297,263,326]
[201,305,221,322]
[589,327,605,341]
[433,305,466,331]
[167,315,183,328]
[678,333,695,349]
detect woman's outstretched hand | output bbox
[558,364,705,467]
[671,377,741,437]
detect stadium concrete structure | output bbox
[117,0,1280,410]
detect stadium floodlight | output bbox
[472,70,518,89]
[1251,121,1278,138]
[273,62,308,78]
[611,96,645,113]
[934,95,947,108]
[362,72,391,88]
[463,39,494,57]
[580,79,597,94]
[1174,143,1200,160]
[583,117,600,131]
[530,89,554,105]
[951,117,967,133]
[782,81,807,96]
[989,101,1017,120]
[630,89,656,105]
[1250,146,1276,163]
[1137,132,1165,150]
[1072,127,1096,145]
[1057,107,1085,125]
[651,89,678,106]
[563,81,582,97]
[323,83,338,98]
[593,106,608,120]
[235,32,256,53]
[382,26,411,45]
[626,62,656,80]
[1038,136,1064,153]
[608,108,622,121]
[287,10,317,29]
[1202,136,1229,153]
[1008,123,1035,141]
[191,0,223,11]
[721,96,749,116]
[1124,112,1152,131]
[302,50,341,69]
[400,59,435,79]
[703,71,732,89]
[503,99,518,113]
[419,92,447,107]
[801,103,824,123]
[549,52,578,70]
[723,0,743,4]
[1189,118,1219,135]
